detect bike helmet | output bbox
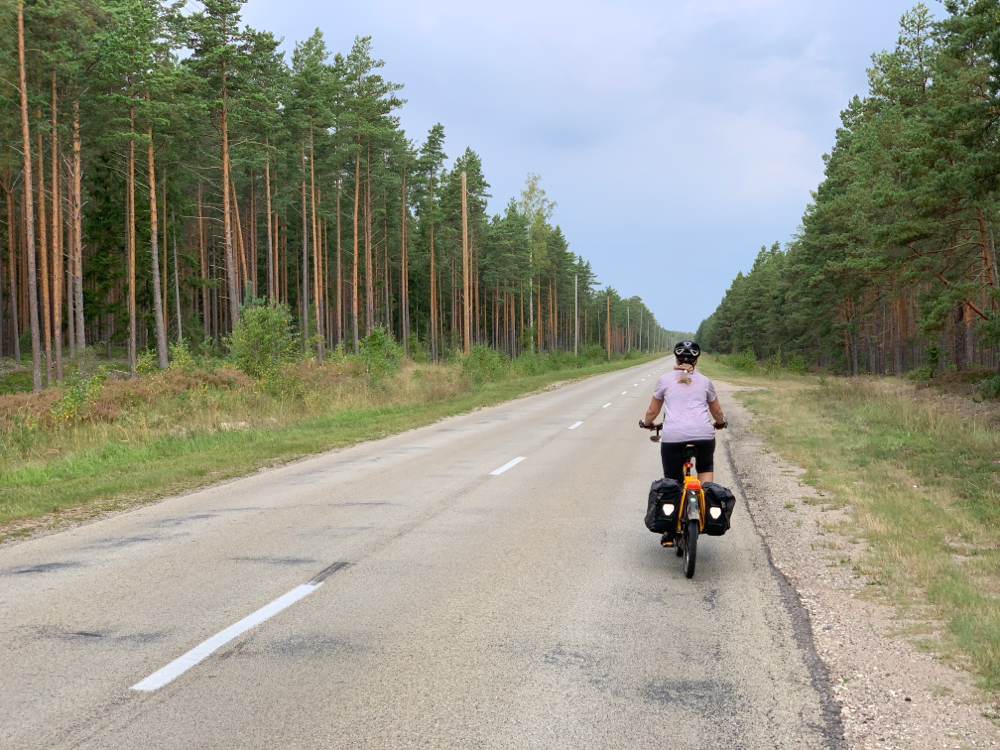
[674,340,701,365]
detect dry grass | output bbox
[700,357,1000,690]
[0,353,660,540]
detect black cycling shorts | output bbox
[660,439,716,483]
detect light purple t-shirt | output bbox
[652,370,717,443]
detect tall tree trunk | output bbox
[37,122,52,384]
[264,140,274,303]
[51,71,63,380]
[72,101,84,352]
[127,104,137,376]
[6,178,21,362]
[221,62,239,331]
[400,163,408,354]
[198,181,209,341]
[605,295,611,358]
[461,171,470,355]
[428,172,437,362]
[309,125,323,359]
[364,145,373,334]
[0,180,8,358]
[300,150,309,346]
[352,146,360,353]
[18,3,40,388]
[146,101,168,369]
[336,181,342,346]
[172,211,182,343]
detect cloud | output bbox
[243,0,942,331]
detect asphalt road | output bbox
[0,358,845,749]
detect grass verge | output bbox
[699,355,1000,690]
[0,354,661,542]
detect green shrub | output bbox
[168,340,196,371]
[723,347,758,372]
[406,335,431,363]
[786,354,808,375]
[511,352,549,376]
[580,344,606,362]
[50,370,107,425]
[979,374,1000,400]
[227,303,298,380]
[462,344,510,384]
[135,350,158,374]
[359,327,403,380]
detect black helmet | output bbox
[674,340,701,365]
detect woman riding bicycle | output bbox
[641,341,727,484]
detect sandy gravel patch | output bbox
[717,379,1000,750]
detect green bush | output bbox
[462,344,510,384]
[406,334,431,363]
[762,353,783,375]
[135,350,158,374]
[580,344,606,362]
[979,374,1000,400]
[359,327,403,380]
[786,354,808,375]
[227,303,298,380]
[723,347,758,372]
[168,340,196,371]
[511,352,550,376]
[50,370,107,425]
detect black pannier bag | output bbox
[701,482,736,536]
[645,478,682,533]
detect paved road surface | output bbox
[0,358,844,749]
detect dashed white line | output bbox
[569,421,583,430]
[602,403,611,408]
[491,457,526,475]
[622,391,628,395]
[131,583,319,692]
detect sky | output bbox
[242,0,943,334]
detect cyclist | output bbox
[641,340,727,483]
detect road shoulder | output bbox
[717,378,1000,750]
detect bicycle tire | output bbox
[684,520,698,578]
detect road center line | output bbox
[490,457,526,475]
[131,584,319,692]
[568,421,583,430]
[622,391,628,395]
[602,403,611,408]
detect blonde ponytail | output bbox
[679,370,691,385]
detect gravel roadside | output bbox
[717,379,1000,750]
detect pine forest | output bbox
[0,0,677,392]
[698,2,1000,381]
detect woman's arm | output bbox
[643,397,664,427]
[708,397,724,424]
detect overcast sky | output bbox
[243,0,941,334]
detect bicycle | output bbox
[640,424,706,579]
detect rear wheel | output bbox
[684,521,698,578]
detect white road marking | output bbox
[602,403,611,408]
[622,391,627,395]
[491,457,526,475]
[131,583,319,692]
[633,383,638,386]
[569,421,583,430]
